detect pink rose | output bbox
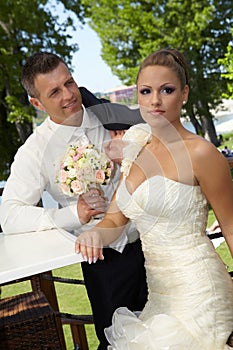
[70,180,85,195]
[95,169,105,184]
[77,145,87,154]
[60,169,68,183]
[73,153,82,161]
[110,161,114,170]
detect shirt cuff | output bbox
[50,204,82,231]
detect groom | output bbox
[0,52,147,350]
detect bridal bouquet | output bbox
[57,144,114,196]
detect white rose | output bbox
[67,168,77,178]
[120,124,151,176]
[121,158,133,177]
[84,148,99,159]
[123,123,151,146]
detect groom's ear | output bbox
[30,97,45,111]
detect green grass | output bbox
[53,264,99,350]
[218,132,233,156]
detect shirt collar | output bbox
[46,106,102,144]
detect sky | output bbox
[70,24,122,93]
[49,0,122,94]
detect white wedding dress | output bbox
[105,124,233,350]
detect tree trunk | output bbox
[200,115,220,146]
[186,104,203,135]
[15,120,33,144]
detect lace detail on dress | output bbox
[121,123,152,177]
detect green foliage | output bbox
[218,30,233,99]
[80,0,233,145]
[0,0,82,117]
[0,0,85,177]
[222,132,233,144]
[5,96,35,124]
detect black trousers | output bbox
[81,239,148,350]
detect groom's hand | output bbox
[77,188,107,224]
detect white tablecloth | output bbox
[0,228,83,284]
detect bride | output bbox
[75,48,233,349]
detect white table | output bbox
[0,229,85,350]
[0,228,83,284]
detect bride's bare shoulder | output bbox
[184,132,226,167]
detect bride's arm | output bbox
[194,140,233,256]
[75,187,129,263]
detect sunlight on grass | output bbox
[53,263,98,350]
[216,242,233,272]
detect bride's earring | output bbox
[182,101,186,105]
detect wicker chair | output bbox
[0,187,93,350]
[0,275,65,350]
[0,271,94,350]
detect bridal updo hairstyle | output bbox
[136,48,189,89]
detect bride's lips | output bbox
[149,109,165,116]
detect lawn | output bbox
[1,132,233,350]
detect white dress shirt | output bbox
[0,107,138,250]
[0,107,137,250]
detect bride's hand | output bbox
[75,230,104,264]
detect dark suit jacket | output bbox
[79,86,144,130]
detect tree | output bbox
[0,0,84,179]
[218,29,233,99]
[80,0,233,145]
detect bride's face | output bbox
[137,65,189,129]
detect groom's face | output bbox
[30,62,83,126]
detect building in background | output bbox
[101,85,137,105]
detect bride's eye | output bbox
[139,88,151,95]
[161,86,175,94]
